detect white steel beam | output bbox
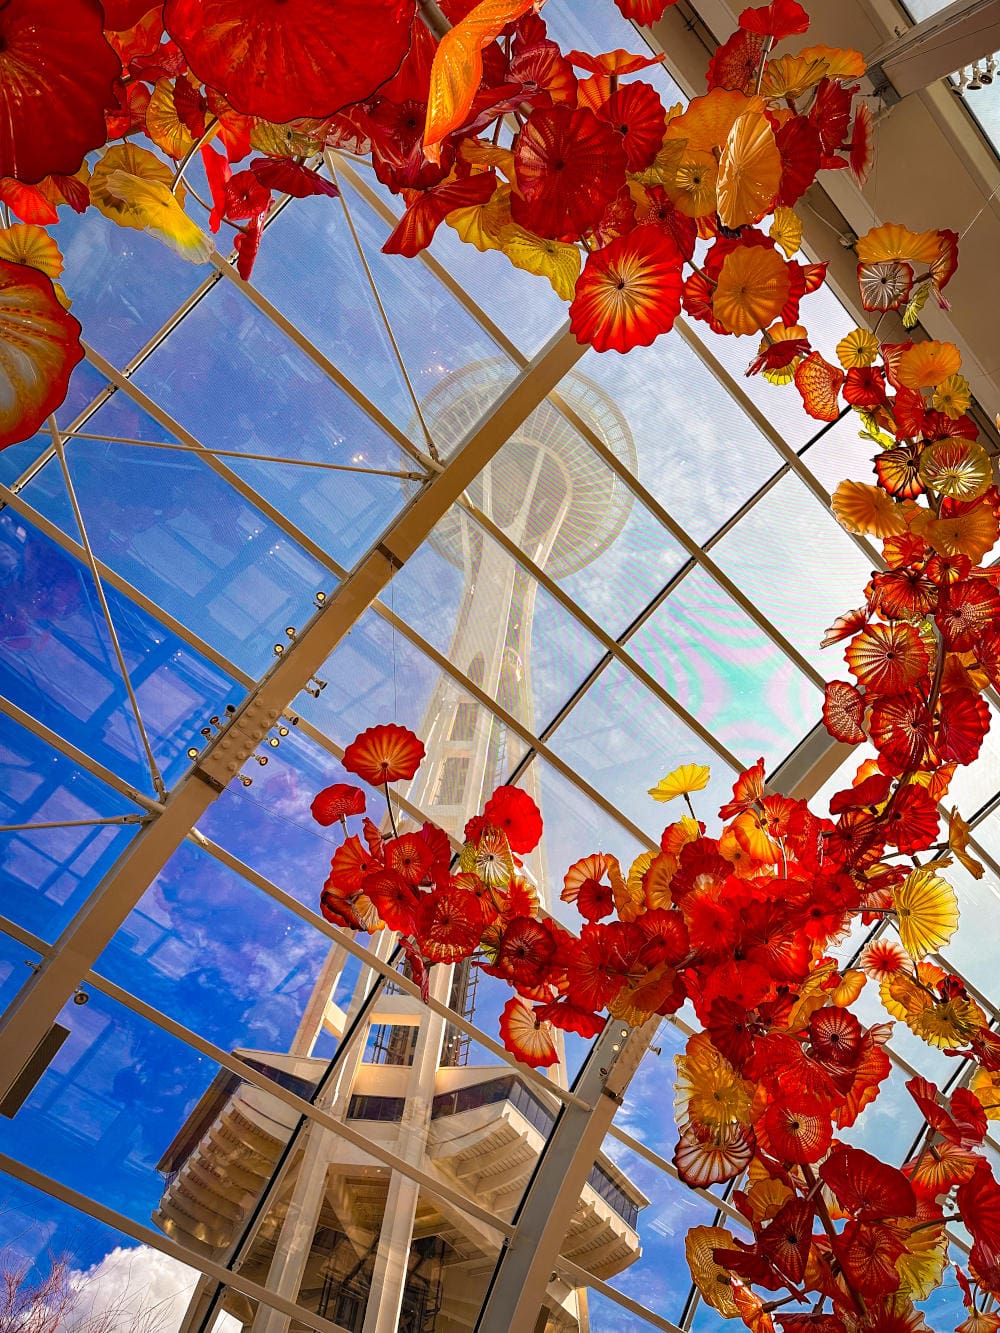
[0,325,586,1103]
[474,1017,656,1331]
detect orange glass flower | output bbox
[569,225,684,353]
[342,723,426,786]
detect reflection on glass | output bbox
[0,1172,236,1332]
[0,718,144,940]
[713,471,872,676]
[630,565,818,768]
[0,511,237,793]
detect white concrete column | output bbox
[359,1172,421,1333]
[249,1138,331,1333]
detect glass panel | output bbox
[95,839,334,1058]
[329,176,521,443]
[0,715,143,941]
[575,339,783,546]
[127,276,417,567]
[546,656,739,837]
[248,189,420,431]
[0,511,238,794]
[0,988,220,1230]
[630,566,819,769]
[0,430,48,487]
[0,930,40,1015]
[22,397,327,677]
[300,604,532,839]
[55,199,209,370]
[0,1172,239,1332]
[712,471,873,676]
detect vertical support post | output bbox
[474,1016,657,1332]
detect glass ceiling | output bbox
[2,1,1000,1330]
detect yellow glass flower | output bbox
[932,373,972,419]
[648,763,711,802]
[836,326,879,369]
[893,867,959,959]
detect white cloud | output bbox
[64,1245,241,1332]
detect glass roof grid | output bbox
[446,499,747,771]
[332,156,534,371]
[542,376,828,689]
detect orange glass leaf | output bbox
[342,723,426,786]
[856,221,942,266]
[717,110,782,228]
[685,1227,742,1317]
[831,479,908,537]
[424,0,540,163]
[797,44,866,78]
[896,340,962,390]
[823,680,866,743]
[498,996,559,1067]
[415,887,484,963]
[794,351,845,421]
[0,258,83,450]
[666,89,764,152]
[845,622,929,694]
[0,223,63,279]
[713,244,791,336]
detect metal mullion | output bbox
[457,495,743,771]
[207,248,439,478]
[49,420,167,801]
[0,480,466,851]
[555,1256,686,1333]
[82,968,513,1238]
[0,693,160,814]
[606,1122,750,1230]
[0,816,148,834]
[83,344,384,581]
[0,1152,353,1333]
[189,830,590,1113]
[373,599,659,852]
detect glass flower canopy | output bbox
[1,0,1000,1330]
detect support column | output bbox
[474,1016,657,1332]
[360,1172,421,1333]
[249,1142,331,1333]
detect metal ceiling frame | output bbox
[5,4,1000,1324]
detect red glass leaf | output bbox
[707,28,766,93]
[342,724,426,786]
[598,81,667,171]
[483,785,543,854]
[739,0,809,38]
[820,1145,917,1220]
[613,0,678,21]
[416,886,484,963]
[512,104,626,240]
[822,681,865,744]
[0,0,121,184]
[382,173,497,258]
[311,784,366,826]
[0,260,84,450]
[163,0,415,122]
[249,157,340,200]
